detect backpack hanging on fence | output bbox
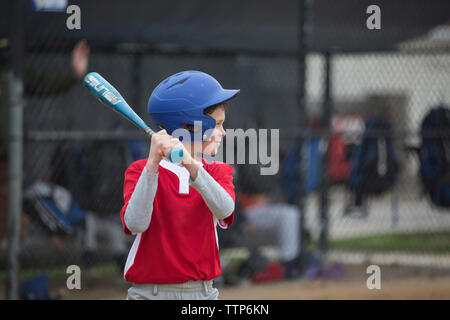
[280,138,322,204]
[328,135,352,183]
[419,105,450,207]
[349,116,400,195]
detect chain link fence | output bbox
[218,48,450,285]
[306,50,450,257]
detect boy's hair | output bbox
[203,102,226,115]
[182,102,226,133]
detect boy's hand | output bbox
[146,130,195,173]
[71,40,90,79]
[146,129,172,172]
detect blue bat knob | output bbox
[169,148,184,163]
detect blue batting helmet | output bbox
[147,71,239,142]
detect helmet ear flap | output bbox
[202,128,215,142]
[195,113,217,142]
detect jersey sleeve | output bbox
[120,160,145,235]
[204,161,235,228]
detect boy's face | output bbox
[202,107,226,156]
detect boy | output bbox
[121,71,239,300]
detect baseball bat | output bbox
[83,72,183,163]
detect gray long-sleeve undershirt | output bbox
[124,165,234,234]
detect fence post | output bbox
[298,0,313,258]
[319,52,332,254]
[6,0,24,300]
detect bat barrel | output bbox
[83,72,184,164]
[83,72,148,131]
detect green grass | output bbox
[327,231,450,253]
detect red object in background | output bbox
[250,261,285,283]
[328,135,352,183]
[327,114,365,183]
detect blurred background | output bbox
[2,0,450,300]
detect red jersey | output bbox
[120,157,235,284]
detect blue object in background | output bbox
[280,139,323,204]
[40,197,85,234]
[19,275,51,300]
[305,139,322,194]
[126,139,149,161]
[31,0,68,12]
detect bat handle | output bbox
[169,148,184,164]
[144,127,184,164]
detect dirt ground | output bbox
[49,264,450,300]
